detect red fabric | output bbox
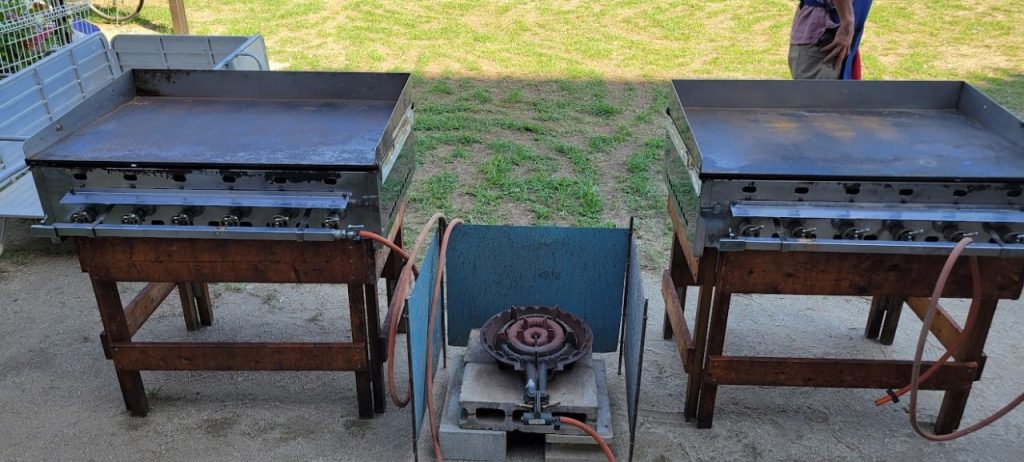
[852,50,862,80]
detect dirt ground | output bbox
[1,221,1022,462]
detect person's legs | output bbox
[789,44,843,79]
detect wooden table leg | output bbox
[865,296,905,345]
[934,298,998,434]
[193,282,213,326]
[865,296,886,340]
[697,290,732,428]
[364,283,386,414]
[347,283,374,419]
[683,283,714,421]
[878,296,906,346]
[177,283,200,331]
[91,277,149,416]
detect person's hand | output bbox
[821,23,854,68]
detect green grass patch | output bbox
[623,137,667,214]
[411,171,459,213]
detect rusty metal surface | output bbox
[29,97,394,169]
[669,80,1024,181]
[25,70,412,171]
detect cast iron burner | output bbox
[480,306,593,425]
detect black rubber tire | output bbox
[89,0,145,22]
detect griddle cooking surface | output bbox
[31,97,396,169]
[688,107,1024,181]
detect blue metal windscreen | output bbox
[623,239,649,462]
[444,224,630,352]
[406,233,444,437]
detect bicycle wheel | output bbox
[90,0,145,22]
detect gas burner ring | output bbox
[480,305,593,372]
[506,315,567,355]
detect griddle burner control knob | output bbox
[895,229,924,241]
[121,207,151,225]
[788,221,817,240]
[220,215,240,227]
[171,207,202,226]
[738,221,764,238]
[1005,232,1024,244]
[841,226,871,240]
[70,208,96,224]
[941,224,978,242]
[268,215,290,228]
[321,215,341,229]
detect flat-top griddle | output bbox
[26,69,415,241]
[32,97,396,170]
[665,80,1024,257]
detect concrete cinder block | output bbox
[460,330,600,434]
[440,353,507,461]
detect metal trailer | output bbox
[0,32,269,254]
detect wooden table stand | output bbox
[78,224,404,419]
[661,202,1024,434]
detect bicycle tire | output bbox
[89,0,145,22]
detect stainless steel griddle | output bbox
[25,69,414,241]
[665,80,1024,258]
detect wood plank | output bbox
[905,297,963,351]
[124,282,177,336]
[705,356,977,390]
[178,283,200,331]
[864,296,886,340]
[75,237,375,284]
[91,277,149,416]
[936,298,999,434]
[348,283,374,419]
[717,251,1024,298]
[683,283,714,421]
[168,0,189,34]
[878,296,906,345]
[194,282,213,326]
[109,342,367,371]
[662,270,694,369]
[696,290,732,428]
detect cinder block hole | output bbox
[953,189,968,197]
[475,408,507,424]
[794,186,809,195]
[742,185,757,194]
[123,174,137,181]
[1008,190,1022,198]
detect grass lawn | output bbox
[113,0,1024,268]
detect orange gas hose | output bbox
[358,230,413,266]
[558,416,615,462]
[384,213,446,407]
[877,238,1023,441]
[424,218,463,461]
